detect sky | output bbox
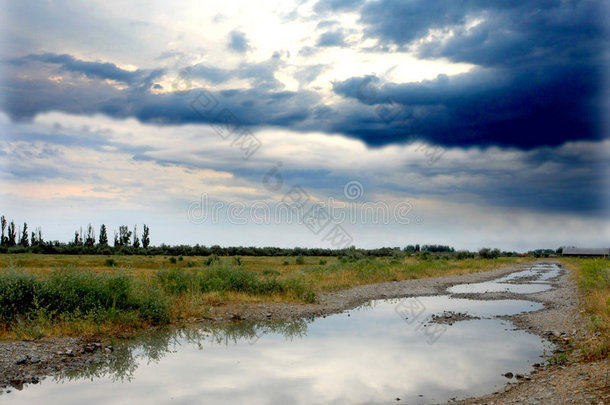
[0,0,609,251]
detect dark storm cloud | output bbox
[331,62,602,148]
[360,0,605,67]
[1,52,307,123]
[328,0,608,148]
[2,0,608,150]
[0,64,318,128]
[228,30,251,53]
[9,53,164,90]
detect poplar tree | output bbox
[132,225,140,248]
[7,221,16,246]
[20,222,29,247]
[0,216,6,245]
[142,224,150,249]
[99,224,108,246]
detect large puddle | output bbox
[1,264,560,405]
[447,263,561,294]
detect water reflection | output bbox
[448,264,561,294]
[1,297,551,405]
[57,319,309,384]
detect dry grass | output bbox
[0,253,536,340]
[560,258,609,360]
[0,253,535,288]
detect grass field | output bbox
[0,253,546,340]
[560,258,610,360]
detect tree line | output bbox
[0,215,150,254]
[0,214,529,258]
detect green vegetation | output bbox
[547,352,568,366]
[561,258,609,360]
[0,269,169,336]
[1,213,525,260]
[157,265,315,301]
[0,253,535,340]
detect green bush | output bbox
[0,269,170,326]
[104,258,116,267]
[0,271,37,323]
[295,256,305,265]
[204,254,219,266]
[156,265,313,301]
[168,257,177,264]
[157,267,196,294]
[479,248,500,259]
[455,250,474,260]
[262,268,280,277]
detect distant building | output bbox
[562,248,609,257]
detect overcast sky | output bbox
[1,0,609,251]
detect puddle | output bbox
[1,296,552,405]
[448,264,562,294]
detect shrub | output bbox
[156,265,313,301]
[0,271,37,323]
[479,248,500,259]
[157,268,195,294]
[262,268,280,277]
[295,256,305,265]
[339,250,365,263]
[104,258,116,267]
[204,254,219,266]
[319,259,327,265]
[455,250,474,260]
[169,257,177,264]
[0,269,170,326]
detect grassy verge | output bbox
[0,254,534,340]
[560,257,609,360]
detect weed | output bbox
[262,268,280,277]
[0,268,170,329]
[547,352,568,365]
[204,254,219,266]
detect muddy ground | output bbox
[1,261,608,403]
